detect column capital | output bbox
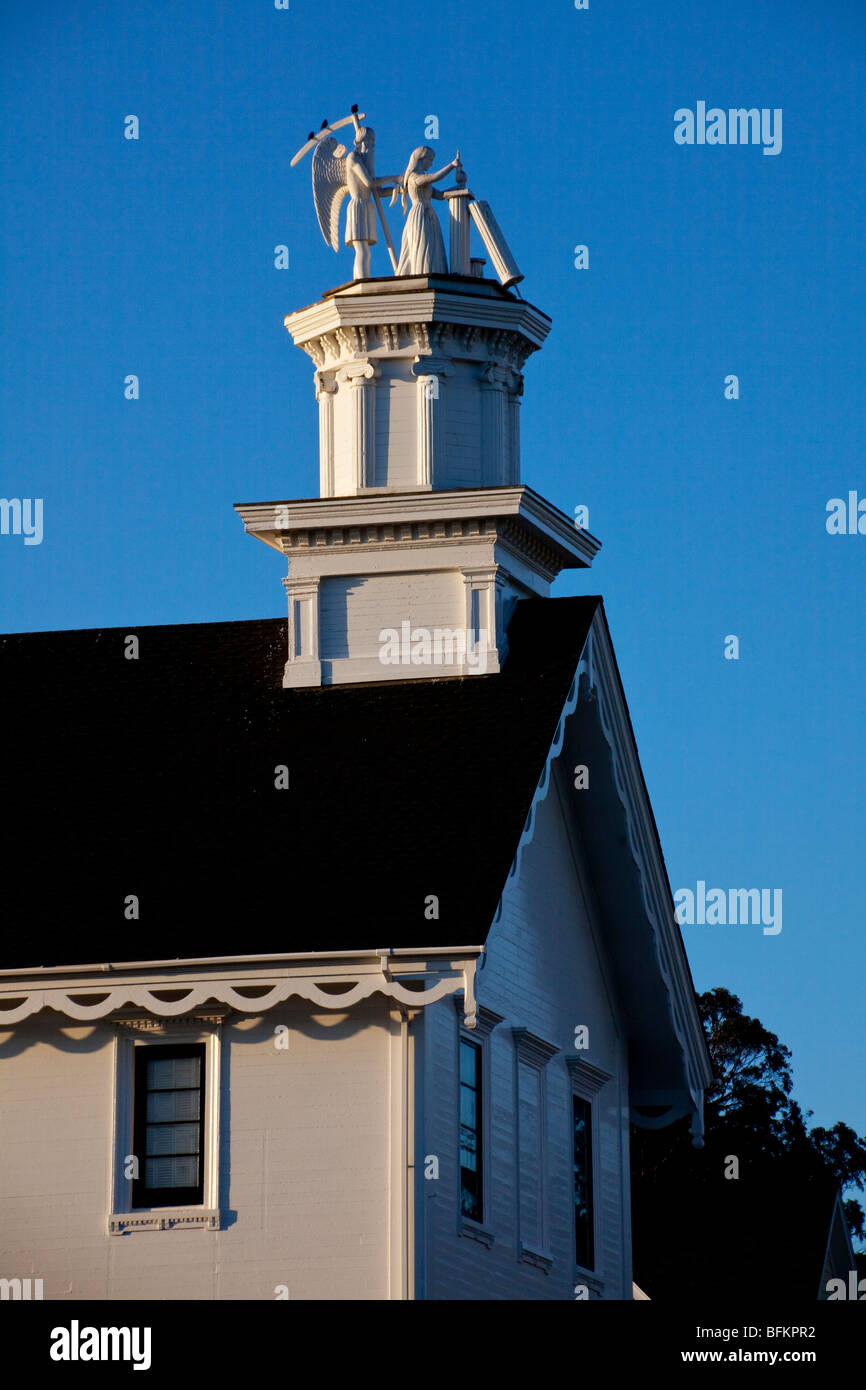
[337,360,381,385]
[481,361,520,391]
[461,566,499,588]
[282,575,320,598]
[411,356,451,379]
[314,370,337,400]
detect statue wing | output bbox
[312,137,349,251]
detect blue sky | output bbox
[2,0,864,1154]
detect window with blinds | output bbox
[132,1044,205,1208]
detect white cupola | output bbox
[236,121,599,687]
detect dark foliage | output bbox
[631,987,866,1299]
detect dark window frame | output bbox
[572,1092,595,1271]
[459,1036,483,1223]
[132,1042,206,1209]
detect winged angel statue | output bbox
[310,118,399,281]
[292,105,524,288]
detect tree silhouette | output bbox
[631,987,866,1298]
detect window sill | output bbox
[109,1209,220,1234]
[459,1217,495,1248]
[573,1267,604,1297]
[519,1243,553,1273]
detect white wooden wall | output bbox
[319,571,465,662]
[0,778,633,1303]
[325,358,512,496]
[0,999,396,1300]
[419,760,633,1300]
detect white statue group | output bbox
[291,105,521,287]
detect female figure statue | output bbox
[392,146,461,276]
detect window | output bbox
[512,1027,557,1269]
[459,1037,483,1222]
[572,1094,594,1270]
[132,1043,205,1209]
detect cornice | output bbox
[512,1027,559,1069]
[235,486,600,570]
[566,1057,612,1096]
[296,322,540,374]
[284,279,551,363]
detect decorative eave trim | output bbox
[580,611,712,1140]
[490,603,710,1142]
[0,947,483,1030]
[491,633,588,923]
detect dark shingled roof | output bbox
[1,597,598,969]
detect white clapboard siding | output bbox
[421,760,632,1300]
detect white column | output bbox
[315,372,337,497]
[507,375,523,484]
[481,365,508,485]
[412,358,448,488]
[444,189,472,276]
[468,200,524,289]
[338,361,380,492]
[416,375,437,487]
[388,1006,414,1301]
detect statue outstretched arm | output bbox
[347,158,399,193]
[415,156,460,188]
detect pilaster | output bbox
[480,363,510,485]
[461,565,504,675]
[315,371,337,497]
[507,376,523,485]
[411,356,449,488]
[283,575,321,688]
[338,361,380,492]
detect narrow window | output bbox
[469,589,481,654]
[132,1044,205,1209]
[459,1037,483,1222]
[573,1094,594,1269]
